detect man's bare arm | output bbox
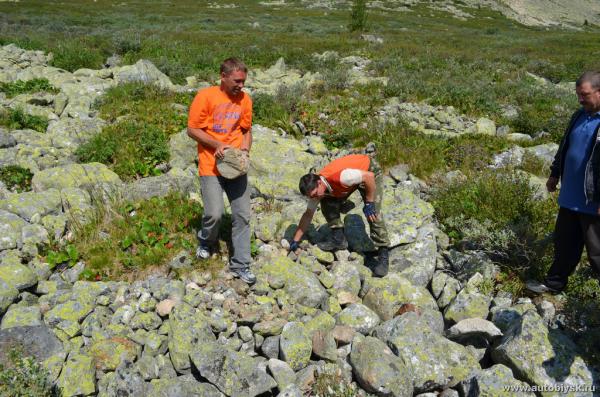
[241,127,252,152]
[360,171,377,202]
[187,127,230,158]
[292,209,316,243]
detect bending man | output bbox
[289,154,391,277]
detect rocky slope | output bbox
[0,44,597,396]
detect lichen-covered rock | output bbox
[304,311,336,335]
[349,336,413,397]
[336,303,380,335]
[0,262,37,291]
[44,299,94,325]
[311,330,338,362]
[362,274,437,321]
[98,359,147,397]
[131,311,162,331]
[190,341,277,396]
[280,321,312,371]
[458,364,535,397]
[249,125,319,199]
[31,162,122,193]
[490,301,537,332]
[89,337,140,371]
[113,59,174,89]
[0,209,27,250]
[391,224,437,287]
[331,261,362,296]
[58,352,96,397]
[492,310,595,396]
[168,129,197,170]
[46,117,105,150]
[0,188,62,222]
[167,303,215,373]
[445,250,497,282]
[124,167,197,202]
[446,318,502,342]
[267,358,297,390]
[258,255,327,308]
[373,312,480,392]
[0,304,41,329]
[444,288,491,325]
[0,278,18,315]
[147,375,224,397]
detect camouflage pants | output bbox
[320,158,390,247]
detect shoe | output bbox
[231,267,256,284]
[525,280,561,295]
[195,242,211,260]
[317,228,348,252]
[372,246,389,277]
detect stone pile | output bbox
[0,44,598,396]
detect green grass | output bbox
[0,165,33,192]
[0,78,57,98]
[75,82,192,180]
[0,348,56,397]
[60,194,205,280]
[0,107,48,132]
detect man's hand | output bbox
[215,144,231,159]
[289,240,300,252]
[546,176,559,192]
[363,202,378,222]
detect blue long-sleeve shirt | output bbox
[558,111,600,214]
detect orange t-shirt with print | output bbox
[187,86,253,176]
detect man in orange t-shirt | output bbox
[187,58,255,284]
[288,154,391,277]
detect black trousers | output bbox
[545,207,600,291]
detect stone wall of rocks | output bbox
[0,44,597,397]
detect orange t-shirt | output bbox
[319,154,371,198]
[187,86,253,176]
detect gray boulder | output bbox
[124,167,197,202]
[0,188,62,222]
[373,312,480,393]
[58,352,97,397]
[258,256,328,308]
[279,321,312,371]
[349,336,413,397]
[167,303,215,373]
[147,376,224,397]
[113,59,174,89]
[492,310,595,395]
[190,341,277,396]
[31,162,122,194]
[458,364,535,397]
[336,303,380,335]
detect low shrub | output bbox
[75,119,169,180]
[0,348,56,397]
[348,0,368,32]
[72,194,205,280]
[0,107,48,132]
[0,165,34,192]
[96,82,190,136]
[252,84,306,135]
[432,168,556,268]
[50,37,108,71]
[0,78,58,98]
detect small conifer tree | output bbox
[349,0,367,32]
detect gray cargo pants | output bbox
[199,174,251,270]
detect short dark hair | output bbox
[576,71,600,90]
[220,58,248,75]
[299,174,320,196]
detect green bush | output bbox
[50,37,108,71]
[0,107,48,132]
[75,119,169,180]
[0,165,34,192]
[96,82,190,136]
[432,169,556,267]
[348,0,368,32]
[0,348,56,397]
[252,84,305,135]
[0,79,58,98]
[72,194,204,280]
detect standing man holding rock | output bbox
[187,58,256,284]
[288,153,391,277]
[527,71,600,294]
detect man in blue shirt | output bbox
[527,71,600,294]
